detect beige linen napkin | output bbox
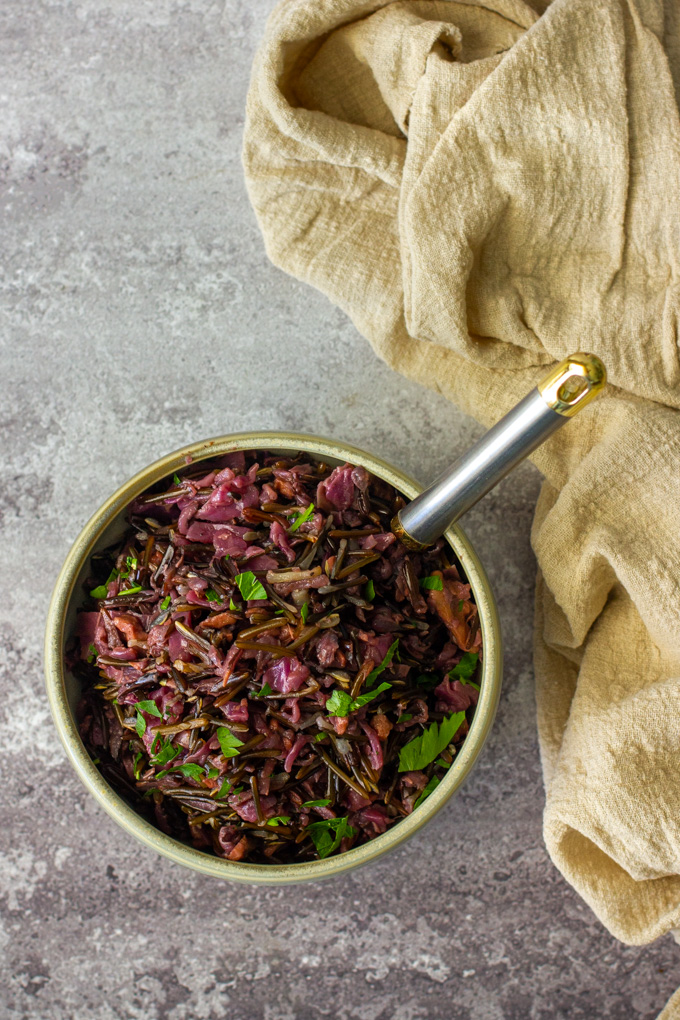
[243,0,680,1000]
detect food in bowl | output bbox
[72,450,482,863]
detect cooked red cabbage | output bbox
[73,451,482,863]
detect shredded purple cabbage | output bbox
[73,451,481,863]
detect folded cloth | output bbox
[243,0,680,1007]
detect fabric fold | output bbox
[243,0,680,1007]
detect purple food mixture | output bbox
[73,451,482,863]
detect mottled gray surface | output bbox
[1,2,679,1018]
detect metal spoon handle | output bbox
[392,353,606,549]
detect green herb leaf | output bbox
[136,700,162,719]
[365,579,375,602]
[86,643,97,664]
[150,737,180,767]
[160,595,171,610]
[450,652,479,682]
[173,473,181,485]
[419,574,443,591]
[118,584,142,597]
[351,682,392,711]
[302,799,332,809]
[325,689,354,717]
[124,555,138,576]
[89,567,118,599]
[300,601,309,624]
[365,639,399,689]
[234,571,267,601]
[216,726,245,759]
[229,597,238,611]
[398,712,466,772]
[205,767,220,779]
[326,682,392,717]
[415,672,439,691]
[289,502,315,534]
[307,816,356,859]
[251,682,273,699]
[434,757,451,770]
[266,815,291,827]
[398,713,413,722]
[205,588,223,604]
[314,732,326,742]
[133,751,145,780]
[135,713,146,738]
[214,777,240,800]
[414,775,441,809]
[173,763,205,782]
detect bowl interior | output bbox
[46,432,502,884]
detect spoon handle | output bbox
[392,353,606,549]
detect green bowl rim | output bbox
[44,431,502,884]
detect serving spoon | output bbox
[392,353,606,549]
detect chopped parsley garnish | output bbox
[302,799,331,808]
[136,700,162,718]
[123,555,137,576]
[172,763,205,782]
[214,778,241,800]
[398,712,466,772]
[205,767,220,779]
[288,502,315,533]
[398,713,413,722]
[173,473,181,485]
[306,816,356,859]
[250,682,273,699]
[325,690,352,717]
[118,584,142,596]
[149,737,180,767]
[365,639,399,689]
[134,700,162,737]
[205,588,222,604]
[419,574,443,591]
[86,643,97,664]
[326,682,392,718]
[365,579,375,602]
[89,568,118,599]
[229,597,238,611]
[314,732,326,742]
[414,775,440,809]
[216,727,245,759]
[300,601,309,624]
[266,816,291,827]
[234,571,267,601]
[434,757,451,770]
[160,595,172,611]
[133,752,145,780]
[450,652,479,684]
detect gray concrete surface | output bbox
[1,2,679,1018]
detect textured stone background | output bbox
[2,2,679,1018]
